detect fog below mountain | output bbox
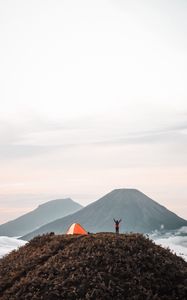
[0,236,26,258]
[0,227,187,262]
[150,226,187,262]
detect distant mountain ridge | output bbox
[0,198,83,237]
[22,189,187,240]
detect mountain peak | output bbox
[0,198,83,237]
[110,188,140,194]
[38,198,75,208]
[22,189,187,240]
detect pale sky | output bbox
[0,0,187,223]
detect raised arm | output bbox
[119,219,122,223]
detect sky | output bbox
[0,0,187,223]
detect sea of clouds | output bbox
[0,227,187,261]
[0,236,26,258]
[150,226,187,262]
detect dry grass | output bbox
[0,233,186,299]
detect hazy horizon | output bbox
[0,0,187,223]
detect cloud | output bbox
[91,122,187,147]
[0,114,186,162]
[150,227,187,262]
[154,235,187,262]
[0,236,26,258]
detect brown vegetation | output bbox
[0,233,187,299]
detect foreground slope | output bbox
[0,198,82,237]
[0,233,186,299]
[23,189,187,240]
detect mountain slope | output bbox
[22,189,187,240]
[0,198,82,237]
[0,233,187,299]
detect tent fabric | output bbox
[66,223,88,235]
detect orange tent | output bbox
[66,223,88,235]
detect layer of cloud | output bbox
[0,115,186,161]
[150,227,187,262]
[0,236,26,258]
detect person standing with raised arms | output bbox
[113,218,122,234]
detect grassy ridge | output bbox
[0,233,187,299]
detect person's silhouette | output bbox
[113,218,121,234]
